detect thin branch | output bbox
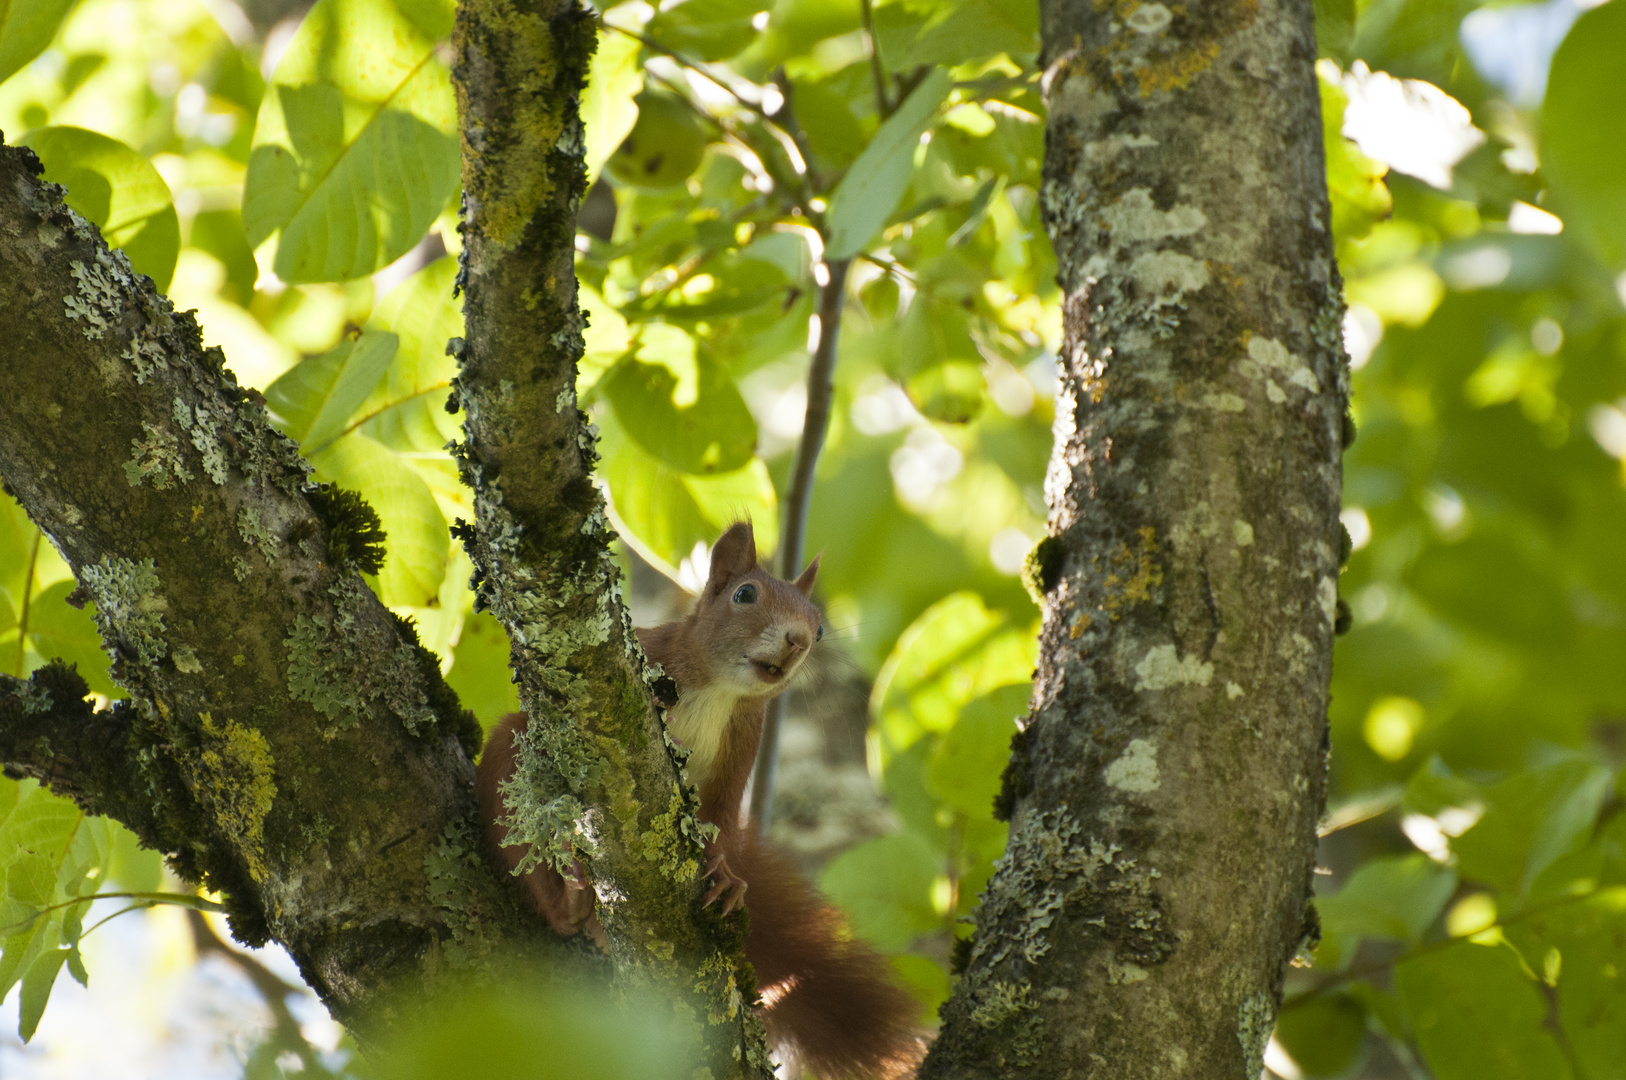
[859,0,893,119]
[0,890,226,936]
[188,908,333,1077]
[13,531,40,678]
[748,258,852,831]
[1282,885,1602,1009]
[609,24,821,214]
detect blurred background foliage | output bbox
[0,0,1623,1075]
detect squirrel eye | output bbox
[816,624,824,642]
[732,583,758,604]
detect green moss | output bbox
[1020,535,1065,603]
[306,484,387,575]
[184,711,277,883]
[640,787,704,884]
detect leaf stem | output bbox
[187,908,334,1076]
[748,257,851,831]
[1282,885,1602,1009]
[14,531,41,677]
[0,890,227,936]
[859,0,893,119]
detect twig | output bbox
[606,23,767,120]
[748,258,852,831]
[13,531,40,677]
[1282,885,1600,1009]
[187,908,332,1076]
[859,0,893,118]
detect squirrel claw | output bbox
[702,851,748,914]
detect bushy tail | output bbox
[732,834,926,1079]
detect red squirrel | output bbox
[475,522,924,1078]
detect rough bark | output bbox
[923,1,1345,1077]
[0,143,551,1036]
[449,3,771,1075]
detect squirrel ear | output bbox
[706,521,757,595]
[793,553,820,596]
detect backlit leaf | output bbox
[244,0,459,282]
[19,126,178,290]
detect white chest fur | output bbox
[665,683,739,783]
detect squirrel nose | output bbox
[785,628,811,651]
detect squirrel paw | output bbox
[702,851,748,915]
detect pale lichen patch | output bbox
[125,422,194,489]
[1244,335,1321,403]
[1104,738,1160,793]
[1317,576,1337,626]
[1101,188,1207,243]
[1134,644,1214,690]
[1125,3,1173,34]
[1232,519,1254,547]
[80,556,169,666]
[1226,681,1244,699]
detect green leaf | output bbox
[793,78,867,173]
[0,0,78,87]
[446,611,519,729]
[1516,887,1626,1079]
[1397,943,1571,1080]
[1274,992,1368,1079]
[595,405,778,574]
[6,852,55,907]
[1451,759,1612,899]
[19,126,179,290]
[17,946,68,1041]
[1542,0,1626,268]
[26,580,118,697]
[871,591,1036,759]
[906,360,985,424]
[825,67,953,261]
[358,256,464,454]
[582,28,642,185]
[818,830,942,951]
[1314,854,1456,969]
[301,331,400,454]
[882,0,1038,68]
[310,434,448,607]
[645,0,767,62]
[926,683,1027,819]
[244,0,459,282]
[601,325,758,474]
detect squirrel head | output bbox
[689,521,822,697]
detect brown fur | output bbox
[473,522,923,1076]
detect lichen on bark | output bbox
[926,0,1345,1076]
[449,3,770,1074]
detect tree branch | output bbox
[449,4,770,1075]
[0,140,549,1037]
[748,257,851,831]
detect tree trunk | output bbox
[923,1,1345,1076]
[0,142,535,1036]
[0,3,767,1068]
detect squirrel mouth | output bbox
[750,659,786,682]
